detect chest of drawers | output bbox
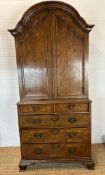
[17,100,94,170]
[9,1,94,171]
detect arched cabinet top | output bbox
[8,1,94,36]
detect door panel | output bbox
[18,12,53,99]
[52,11,85,98]
[17,10,87,100]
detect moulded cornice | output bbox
[8,1,94,36]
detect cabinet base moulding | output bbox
[19,158,95,171]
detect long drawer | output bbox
[21,128,89,143]
[22,142,90,160]
[20,113,90,128]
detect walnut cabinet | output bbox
[9,1,95,171]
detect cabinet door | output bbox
[16,12,53,100]
[51,11,88,99]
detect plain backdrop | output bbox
[0,0,105,146]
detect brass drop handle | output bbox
[32,105,40,111]
[32,119,42,124]
[68,147,76,154]
[33,133,44,139]
[51,115,60,122]
[68,117,77,124]
[68,132,77,138]
[35,148,43,154]
[67,104,75,110]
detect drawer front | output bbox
[21,128,89,143]
[20,114,90,128]
[19,104,53,114]
[54,103,89,113]
[22,142,90,160]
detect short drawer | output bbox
[19,104,53,114]
[21,128,89,143]
[22,142,90,160]
[54,102,89,113]
[20,113,90,128]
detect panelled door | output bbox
[51,10,87,99]
[16,10,87,100]
[17,11,53,100]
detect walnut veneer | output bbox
[9,1,95,171]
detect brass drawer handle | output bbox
[50,129,59,135]
[67,104,75,110]
[68,132,77,138]
[68,117,77,124]
[68,147,77,154]
[33,133,44,139]
[32,105,40,111]
[35,148,43,154]
[51,115,59,121]
[32,119,42,124]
